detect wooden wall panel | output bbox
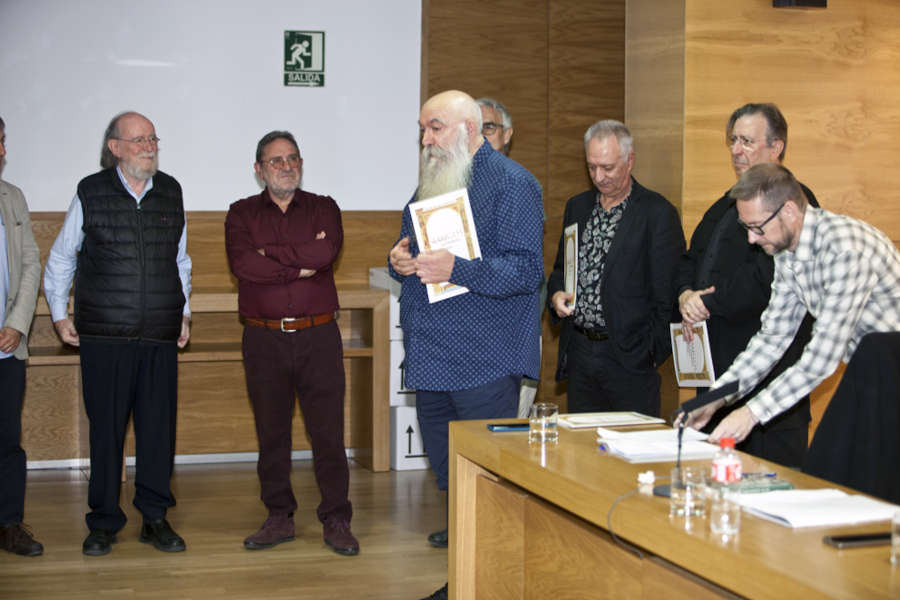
[21,365,86,461]
[682,0,900,244]
[423,0,549,188]
[625,0,685,210]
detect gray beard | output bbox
[417,133,472,200]
[121,154,159,181]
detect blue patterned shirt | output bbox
[389,143,544,391]
[714,207,900,423]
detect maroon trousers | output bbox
[241,320,352,523]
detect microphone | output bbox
[653,381,740,498]
[673,380,739,420]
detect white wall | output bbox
[0,0,421,211]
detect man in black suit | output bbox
[676,103,818,468]
[548,120,684,415]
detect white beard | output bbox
[121,152,159,181]
[417,125,473,200]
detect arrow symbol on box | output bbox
[406,425,414,454]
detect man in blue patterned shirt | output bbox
[389,90,543,597]
[686,163,900,442]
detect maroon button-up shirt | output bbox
[225,188,342,319]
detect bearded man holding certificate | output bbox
[388,90,543,600]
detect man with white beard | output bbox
[44,111,192,556]
[389,90,543,600]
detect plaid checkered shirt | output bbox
[713,207,900,424]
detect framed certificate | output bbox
[563,223,578,308]
[670,321,716,387]
[409,188,482,303]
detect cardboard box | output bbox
[390,405,429,471]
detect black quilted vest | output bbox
[74,168,185,341]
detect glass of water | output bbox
[529,402,558,445]
[709,486,741,535]
[670,466,706,518]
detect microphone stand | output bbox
[652,381,737,498]
[653,417,686,498]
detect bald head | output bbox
[419,90,483,156]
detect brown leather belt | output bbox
[242,313,335,333]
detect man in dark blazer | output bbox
[548,120,684,415]
[676,103,818,468]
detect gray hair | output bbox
[584,120,633,157]
[475,97,513,129]
[729,163,807,211]
[100,111,135,169]
[255,131,300,163]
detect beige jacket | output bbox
[0,179,41,360]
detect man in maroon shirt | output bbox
[225,131,358,556]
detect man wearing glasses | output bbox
[225,131,358,557]
[683,163,900,442]
[44,111,192,556]
[476,97,514,156]
[677,103,819,467]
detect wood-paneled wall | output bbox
[424,0,629,410]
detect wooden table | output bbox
[449,420,900,599]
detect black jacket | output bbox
[548,178,685,379]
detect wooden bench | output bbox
[23,286,391,471]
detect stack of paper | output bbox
[736,489,899,528]
[596,427,718,463]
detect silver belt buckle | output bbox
[280,317,298,333]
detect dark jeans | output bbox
[0,356,26,525]
[80,338,178,532]
[566,330,660,416]
[242,321,352,524]
[416,374,520,492]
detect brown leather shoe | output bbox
[322,517,359,556]
[0,523,43,557]
[243,515,295,550]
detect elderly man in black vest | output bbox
[44,111,192,556]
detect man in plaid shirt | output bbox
[687,163,900,442]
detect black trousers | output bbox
[566,331,661,416]
[0,356,26,525]
[80,338,178,532]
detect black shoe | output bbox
[0,523,43,557]
[82,529,117,556]
[139,519,186,553]
[421,583,448,600]
[427,528,448,548]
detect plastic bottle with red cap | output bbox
[711,437,742,484]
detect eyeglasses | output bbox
[261,154,302,169]
[114,136,160,146]
[737,202,784,236]
[482,122,504,135]
[727,134,756,151]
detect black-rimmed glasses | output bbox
[737,203,785,236]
